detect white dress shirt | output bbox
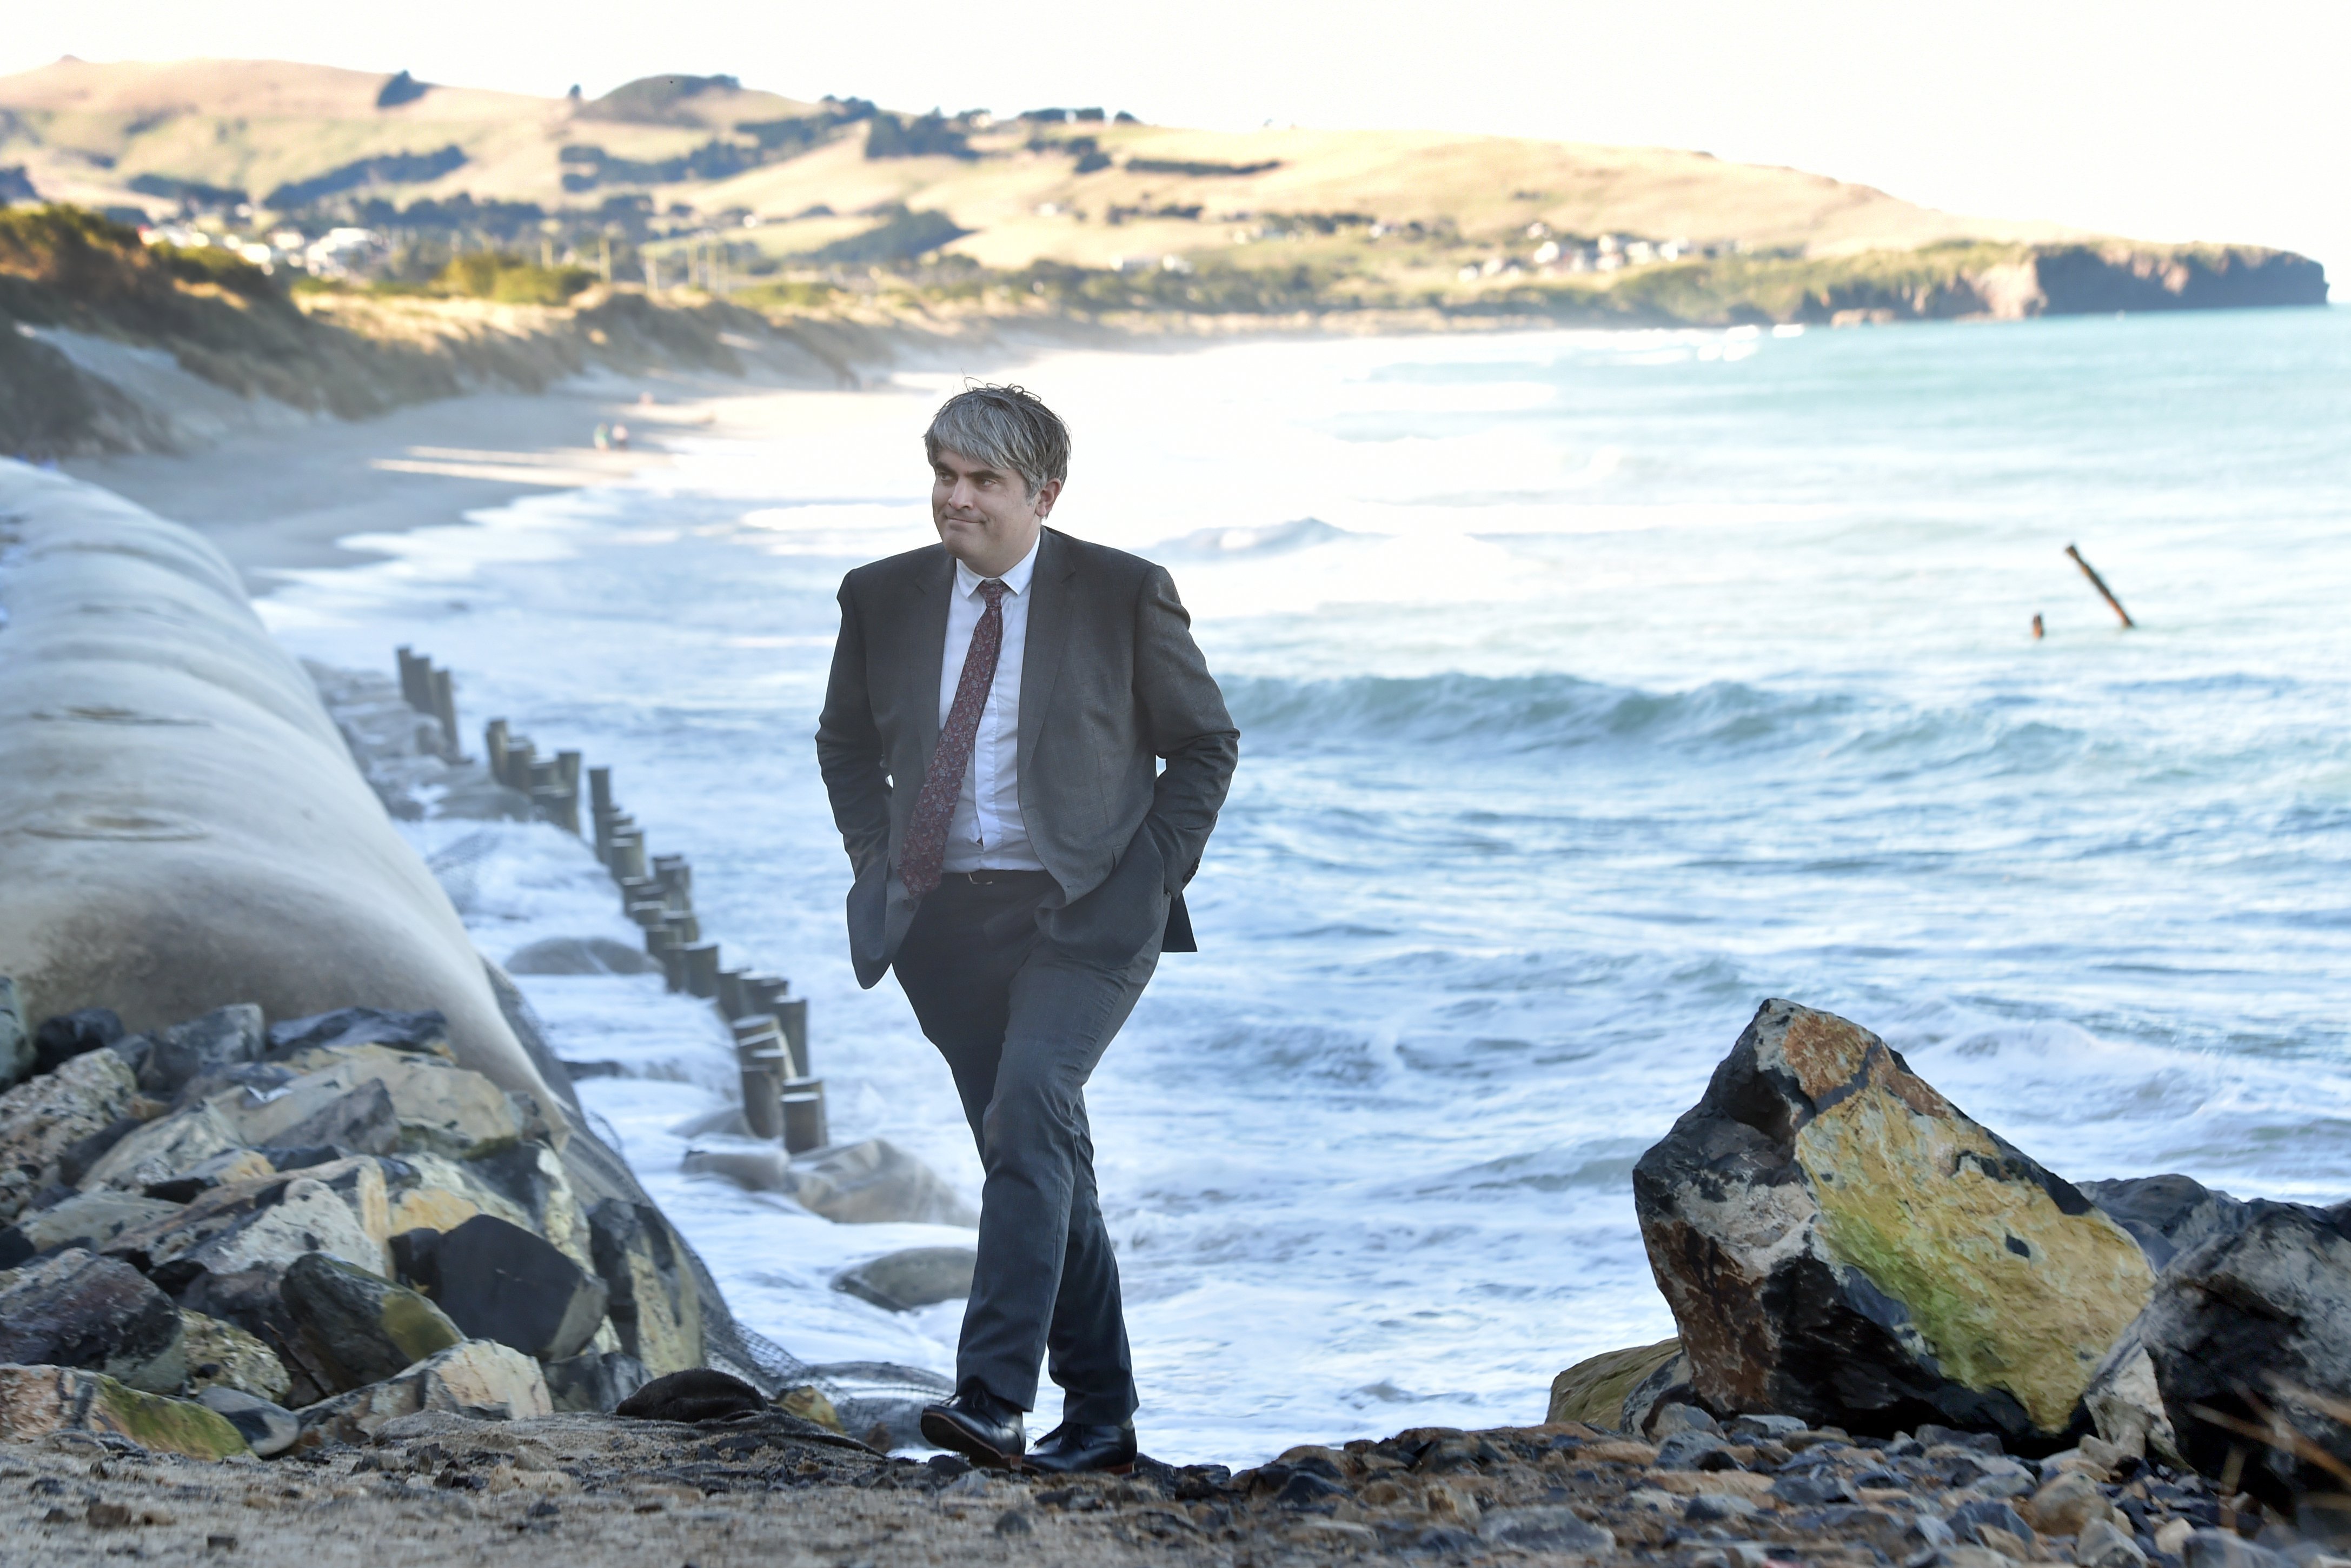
[938,536,1045,872]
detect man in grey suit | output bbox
[815,384,1239,1473]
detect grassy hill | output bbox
[0,57,2104,283]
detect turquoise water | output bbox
[264,304,2351,1460]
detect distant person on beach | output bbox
[815,385,1239,1474]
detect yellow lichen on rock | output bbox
[1796,1052,2153,1432]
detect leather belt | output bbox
[948,868,1054,886]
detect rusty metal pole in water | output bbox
[2065,544,2135,628]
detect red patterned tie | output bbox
[900,577,1009,898]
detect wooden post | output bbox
[430,667,460,759]
[2065,544,2135,628]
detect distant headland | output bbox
[0,56,2327,459]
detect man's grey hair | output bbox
[924,383,1071,497]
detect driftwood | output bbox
[2066,544,2136,628]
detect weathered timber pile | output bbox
[0,991,738,1461]
[1553,999,2351,1567]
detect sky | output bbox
[5,0,2346,278]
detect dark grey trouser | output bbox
[893,870,1160,1425]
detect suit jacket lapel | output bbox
[910,547,953,773]
[1018,527,1077,777]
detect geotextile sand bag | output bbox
[0,461,552,1102]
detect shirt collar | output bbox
[954,533,1041,599]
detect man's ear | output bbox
[1033,477,1064,518]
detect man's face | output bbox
[931,446,1060,574]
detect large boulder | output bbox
[265,1007,451,1063]
[1632,1000,2154,1441]
[400,1214,608,1362]
[0,1247,185,1392]
[295,1338,553,1445]
[280,1251,464,1392]
[0,1047,137,1221]
[587,1198,703,1376]
[0,1362,249,1458]
[2138,1200,2351,1517]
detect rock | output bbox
[265,1008,451,1062]
[504,938,662,977]
[1772,1471,1857,1505]
[1624,1352,1696,1436]
[459,1142,590,1265]
[2078,1517,2151,1568]
[33,1008,123,1074]
[616,1367,764,1423]
[280,1251,464,1392]
[1726,1413,1809,1440]
[775,1384,844,1432]
[230,1052,520,1159]
[181,1310,291,1402]
[1655,1430,1734,1471]
[409,1214,609,1361]
[0,1247,186,1392]
[543,1349,648,1413]
[1632,999,2153,1440]
[683,1138,979,1227]
[194,1387,298,1457]
[2139,1199,2351,1512]
[107,1160,389,1286]
[2154,1520,2196,1558]
[0,976,30,1091]
[672,1106,752,1139]
[1547,1337,1683,1428]
[143,1148,275,1202]
[295,1338,553,1445]
[0,1363,249,1458]
[77,1100,244,1191]
[139,1005,264,1100]
[833,1246,977,1312]
[587,1199,702,1376]
[1649,1402,1722,1439]
[2184,1530,2295,1568]
[834,1395,925,1451]
[2021,1470,2117,1534]
[0,1046,137,1222]
[2080,1175,2253,1273]
[1684,1491,1758,1523]
[267,1079,398,1157]
[1478,1506,1613,1554]
[1950,1497,2036,1548]
[0,1188,181,1266]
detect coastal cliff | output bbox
[2,205,2328,464]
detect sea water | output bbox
[258,307,2351,1463]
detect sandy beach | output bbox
[61,370,816,592]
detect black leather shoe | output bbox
[920,1385,1026,1469]
[1024,1421,1139,1475]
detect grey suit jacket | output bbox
[815,527,1240,989]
